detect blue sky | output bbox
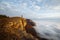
[0,0,60,19]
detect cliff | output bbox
[0,15,47,40]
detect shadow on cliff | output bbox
[25,19,48,40]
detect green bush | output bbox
[0,15,9,18]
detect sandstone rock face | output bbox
[0,17,39,40]
[0,16,48,40]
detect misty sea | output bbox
[33,20,60,40]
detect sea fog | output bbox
[32,19,60,40]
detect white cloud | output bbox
[44,4,60,11]
[0,7,4,10]
[45,4,49,8]
[41,0,60,10]
[45,6,60,11]
[52,0,60,3]
[0,2,12,9]
[34,5,41,11]
[0,2,28,12]
[52,6,60,10]
[36,0,42,2]
[29,1,41,11]
[21,3,27,8]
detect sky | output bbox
[0,0,60,19]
